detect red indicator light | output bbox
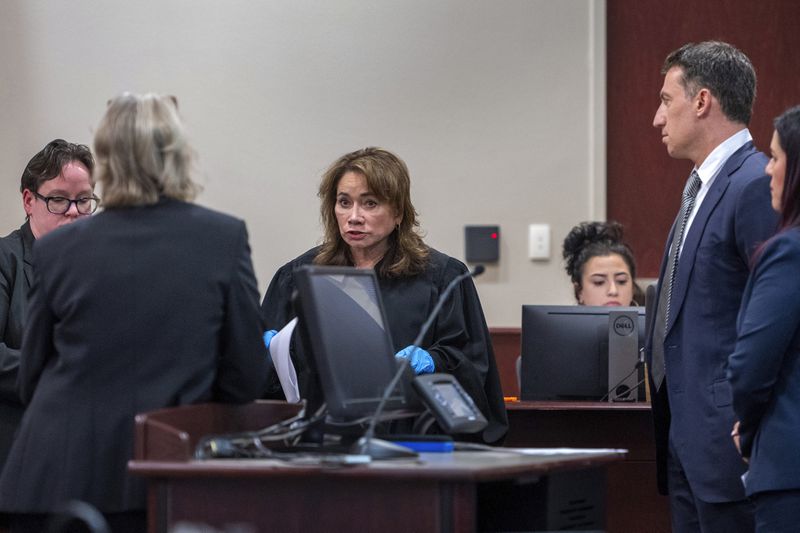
[491,232,498,239]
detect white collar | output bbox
[693,128,752,185]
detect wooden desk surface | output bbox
[507,399,652,411]
[130,448,625,482]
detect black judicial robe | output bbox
[261,247,508,444]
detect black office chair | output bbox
[46,501,110,533]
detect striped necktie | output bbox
[651,170,702,391]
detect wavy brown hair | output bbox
[315,147,428,277]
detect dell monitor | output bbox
[292,265,414,422]
[520,305,646,401]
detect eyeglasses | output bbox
[33,191,100,215]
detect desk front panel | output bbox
[505,401,670,533]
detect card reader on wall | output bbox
[465,225,499,263]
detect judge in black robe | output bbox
[260,148,507,444]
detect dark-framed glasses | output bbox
[33,191,100,215]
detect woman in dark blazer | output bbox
[0,140,95,473]
[0,93,270,533]
[728,105,800,532]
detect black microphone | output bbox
[353,265,486,459]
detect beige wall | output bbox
[0,0,605,327]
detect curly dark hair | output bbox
[563,221,642,304]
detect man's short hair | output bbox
[20,139,95,193]
[663,41,756,125]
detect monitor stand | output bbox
[351,436,418,460]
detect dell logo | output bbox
[613,315,635,336]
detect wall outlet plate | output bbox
[528,224,550,260]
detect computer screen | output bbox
[293,265,411,422]
[520,305,646,401]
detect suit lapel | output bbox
[21,220,35,288]
[665,142,755,333]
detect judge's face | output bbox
[22,161,94,239]
[653,67,699,161]
[766,130,786,213]
[335,171,402,263]
[577,254,634,307]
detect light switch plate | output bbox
[528,224,550,260]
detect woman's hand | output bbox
[731,421,748,463]
[395,345,435,374]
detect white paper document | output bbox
[269,318,301,403]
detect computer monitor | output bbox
[293,265,412,422]
[520,305,646,401]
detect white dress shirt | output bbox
[679,128,753,257]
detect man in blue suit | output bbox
[647,41,778,532]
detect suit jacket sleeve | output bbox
[213,222,270,402]
[735,176,779,263]
[18,250,54,404]
[0,250,22,402]
[728,233,800,457]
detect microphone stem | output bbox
[359,265,484,455]
[412,269,477,347]
[359,357,410,450]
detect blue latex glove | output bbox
[395,345,435,375]
[263,329,278,356]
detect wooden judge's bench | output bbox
[491,327,671,533]
[130,401,625,533]
[124,328,667,533]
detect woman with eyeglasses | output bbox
[0,139,96,476]
[0,94,269,533]
[728,105,800,532]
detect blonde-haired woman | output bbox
[0,93,269,532]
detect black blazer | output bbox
[728,228,800,497]
[0,199,269,513]
[0,221,34,471]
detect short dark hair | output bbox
[20,139,95,193]
[774,105,800,229]
[662,41,756,125]
[562,221,642,304]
